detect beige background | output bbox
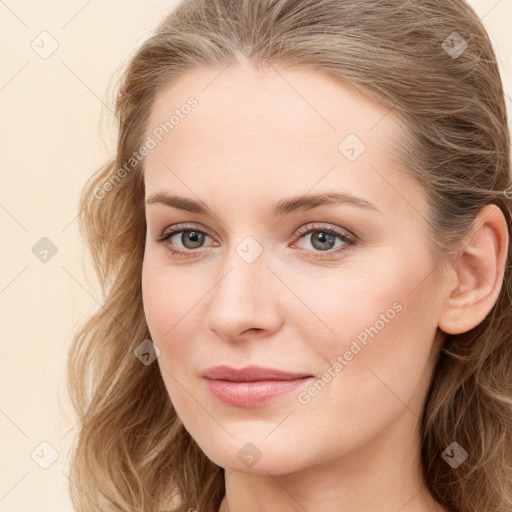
[0,1,510,510]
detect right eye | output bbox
[153,223,217,258]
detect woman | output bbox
[67,0,512,511]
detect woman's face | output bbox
[141,63,448,475]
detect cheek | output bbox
[328,281,438,425]
[292,256,439,398]
[304,246,437,348]
[141,253,209,384]
[141,259,194,411]
[141,252,204,339]
[284,264,405,356]
[141,257,167,337]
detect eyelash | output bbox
[152,222,357,260]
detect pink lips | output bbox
[201,365,313,407]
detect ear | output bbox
[438,204,509,335]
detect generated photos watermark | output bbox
[297,301,403,405]
[93,96,198,200]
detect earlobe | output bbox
[438,204,509,336]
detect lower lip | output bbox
[204,377,312,407]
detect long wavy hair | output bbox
[67,0,512,511]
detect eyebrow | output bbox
[145,191,382,217]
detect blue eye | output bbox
[153,222,356,260]
[292,223,356,259]
[154,224,214,258]
[159,229,208,250]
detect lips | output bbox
[201,365,314,407]
[201,365,313,382]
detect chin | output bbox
[195,436,312,476]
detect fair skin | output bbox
[141,61,508,512]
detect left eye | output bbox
[293,227,353,252]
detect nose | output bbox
[204,247,283,341]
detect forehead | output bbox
[142,63,424,219]
[145,62,401,148]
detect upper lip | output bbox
[201,365,313,382]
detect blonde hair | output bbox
[67,1,512,511]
